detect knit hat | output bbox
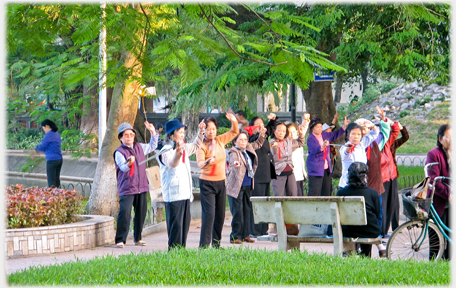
[117,122,137,139]
[165,119,187,135]
[309,118,323,130]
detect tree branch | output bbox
[197,3,287,66]
[26,5,67,26]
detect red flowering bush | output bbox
[6,184,84,229]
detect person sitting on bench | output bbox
[336,162,383,258]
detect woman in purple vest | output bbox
[113,121,158,248]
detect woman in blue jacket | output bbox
[34,119,63,188]
[306,116,350,196]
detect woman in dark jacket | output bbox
[336,162,382,258]
[426,124,451,260]
[248,113,277,237]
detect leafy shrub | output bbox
[420,95,432,105]
[377,81,399,94]
[399,110,410,118]
[6,184,84,229]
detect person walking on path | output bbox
[158,119,206,250]
[114,121,158,248]
[34,119,63,188]
[306,114,350,196]
[248,113,277,238]
[226,127,266,244]
[196,112,239,248]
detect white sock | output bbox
[376,243,386,250]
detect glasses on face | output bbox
[123,133,135,138]
[237,138,248,142]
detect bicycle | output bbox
[386,162,451,261]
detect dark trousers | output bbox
[115,192,148,244]
[199,179,226,248]
[391,183,400,231]
[271,174,298,196]
[46,159,63,188]
[249,183,270,236]
[308,169,332,196]
[165,199,191,250]
[296,180,304,196]
[430,206,451,260]
[381,178,398,236]
[228,186,252,241]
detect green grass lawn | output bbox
[8,248,450,286]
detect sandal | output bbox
[116,242,124,248]
[135,240,146,246]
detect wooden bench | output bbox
[251,196,382,256]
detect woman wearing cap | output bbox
[158,119,206,249]
[306,114,350,196]
[197,112,239,248]
[336,162,382,258]
[34,119,63,188]
[113,121,158,248]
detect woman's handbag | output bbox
[411,177,431,200]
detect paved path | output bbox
[5,215,392,275]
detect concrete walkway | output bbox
[5,214,391,275]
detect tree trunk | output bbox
[181,109,200,142]
[80,84,99,137]
[87,50,143,216]
[334,75,343,104]
[361,67,368,95]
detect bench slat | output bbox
[252,199,367,225]
[257,235,382,244]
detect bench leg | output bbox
[275,202,288,252]
[330,202,343,257]
[156,208,163,222]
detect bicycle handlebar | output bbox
[424,162,439,177]
[430,176,452,201]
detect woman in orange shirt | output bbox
[197,112,239,248]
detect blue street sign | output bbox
[314,70,335,82]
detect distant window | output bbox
[19,120,26,128]
[30,121,37,129]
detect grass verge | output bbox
[8,248,450,286]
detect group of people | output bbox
[35,108,450,259]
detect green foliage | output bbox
[6,184,84,229]
[420,95,432,105]
[8,248,450,285]
[399,110,410,118]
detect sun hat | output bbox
[165,119,187,135]
[354,118,375,129]
[322,123,335,131]
[117,122,137,139]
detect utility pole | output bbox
[98,1,107,155]
[290,84,296,123]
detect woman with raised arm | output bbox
[158,119,206,250]
[196,112,239,248]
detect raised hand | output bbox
[267,113,276,120]
[303,113,311,122]
[259,126,267,136]
[376,105,386,121]
[198,119,206,132]
[144,121,156,135]
[225,112,237,123]
[342,116,351,129]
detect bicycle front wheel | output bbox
[386,220,445,261]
